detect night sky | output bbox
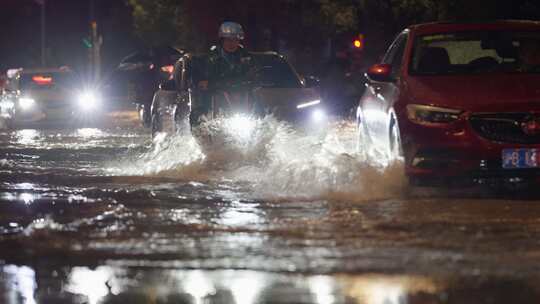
[0,0,137,73]
[1,0,538,74]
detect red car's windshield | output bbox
[410,31,540,75]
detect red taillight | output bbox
[32,75,53,85]
[161,65,174,74]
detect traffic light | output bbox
[83,37,92,48]
[352,34,365,50]
[350,34,365,71]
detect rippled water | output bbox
[2,114,540,303]
[0,114,406,204]
[4,263,540,304]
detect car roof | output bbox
[179,51,286,65]
[20,67,72,74]
[120,46,184,64]
[408,20,540,35]
[183,51,282,58]
[249,51,282,56]
[249,52,287,60]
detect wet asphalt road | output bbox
[2,112,540,304]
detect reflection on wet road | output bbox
[1,115,540,303]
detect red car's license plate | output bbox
[502,149,540,169]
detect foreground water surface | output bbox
[2,115,540,303]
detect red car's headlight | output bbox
[406,104,462,125]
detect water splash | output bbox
[226,119,406,201]
[23,216,65,236]
[113,116,406,201]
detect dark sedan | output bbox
[114,46,184,127]
[150,51,325,137]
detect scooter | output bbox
[188,79,269,157]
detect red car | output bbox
[357,21,540,185]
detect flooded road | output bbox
[2,113,540,303]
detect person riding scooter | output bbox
[191,21,256,127]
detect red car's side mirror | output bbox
[365,63,393,82]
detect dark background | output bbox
[0,0,539,76]
[0,0,136,73]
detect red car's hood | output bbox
[405,74,540,112]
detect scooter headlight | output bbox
[228,114,256,139]
[312,108,326,123]
[19,97,36,110]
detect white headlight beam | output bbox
[297,99,321,109]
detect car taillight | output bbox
[161,65,174,74]
[32,75,53,86]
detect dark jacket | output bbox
[190,45,254,124]
[206,45,253,90]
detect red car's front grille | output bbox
[469,113,540,144]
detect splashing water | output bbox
[112,116,406,201]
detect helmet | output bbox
[218,21,245,40]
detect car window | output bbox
[183,54,303,90]
[410,31,540,75]
[174,58,186,90]
[121,53,152,64]
[20,72,75,91]
[121,48,183,66]
[250,55,303,88]
[383,33,405,64]
[186,55,208,89]
[440,40,500,64]
[391,35,408,77]
[381,32,408,78]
